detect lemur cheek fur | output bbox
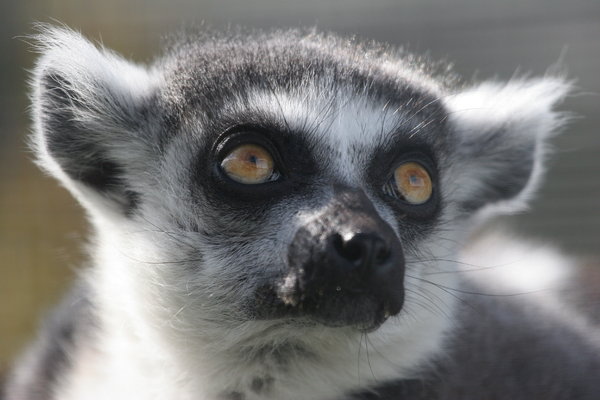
[7,24,599,400]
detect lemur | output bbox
[5,25,600,400]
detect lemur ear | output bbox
[30,26,156,216]
[443,78,571,216]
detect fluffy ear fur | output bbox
[30,26,157,216]
[443,78,571,216]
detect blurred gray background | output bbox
[1,0,599,378]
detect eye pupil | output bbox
[408,174,422,186]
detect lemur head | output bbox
[31,26,569,380]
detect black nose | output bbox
[276,187,405,329]
[322,230,397,296]
[332,232,391,273]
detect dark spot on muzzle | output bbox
[257,186,405,331]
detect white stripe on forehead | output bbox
[243,88,402,184]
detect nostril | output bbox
[332,232,391,268]
[374,240,391,264]
[332,233,361,262]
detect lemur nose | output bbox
[331,232,391,273]
[279,186,405,327]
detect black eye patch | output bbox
[191,122,321,209]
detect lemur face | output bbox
[164,80,446,331]
[32,27,568,340]
[139,35,457,332]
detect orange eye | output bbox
[392,162,433,204]
[220,144,276,184]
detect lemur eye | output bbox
[220,144,278,184]
[385,162,433,204]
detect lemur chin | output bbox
[5,25,600,400]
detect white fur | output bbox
[460,232,571,294]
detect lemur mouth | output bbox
[304,292,395,332]
[252,271,403,332]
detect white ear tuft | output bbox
[446,78,571,138]
[443,77,572,216]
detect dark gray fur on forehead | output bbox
[29,24,569,223]
[158,29,457,124]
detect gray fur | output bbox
[6,25,598,400]
[351,281,600,399]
